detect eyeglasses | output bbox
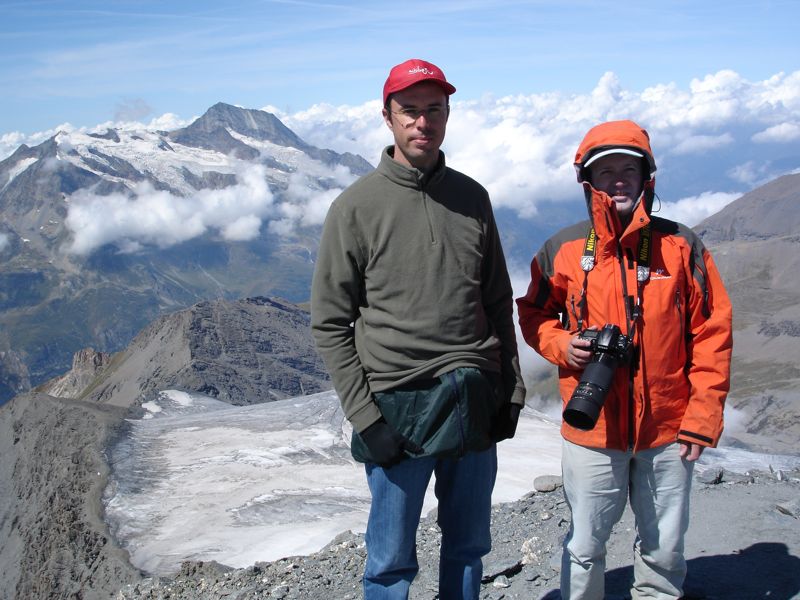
[390,105,448,128]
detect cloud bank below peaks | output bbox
[63,158,357,255]
[280,69,800,226]
[65,164,275,255]
[268,167,356,236]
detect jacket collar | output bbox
[378,146,447,189]
[584,181,653,250]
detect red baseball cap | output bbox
[382,59,456,104]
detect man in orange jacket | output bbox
[517,119,732,599]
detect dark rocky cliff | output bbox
[0,393,140,600]
[35,296,330,408]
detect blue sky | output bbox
[2,0,799,233]
[2,0,799,136]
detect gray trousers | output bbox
[560,440,694,600]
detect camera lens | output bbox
[563,352,619,430]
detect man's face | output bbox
[588,153,645,219]
[382,81,449,172]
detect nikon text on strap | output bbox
[579,223,651,337]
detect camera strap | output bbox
[580,224,652,337]
[627,224,651,339]
[580,227,598,273]
[637,223,652,283]
[581,224,650,277]
[574,227,600,330]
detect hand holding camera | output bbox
[566,330,596,369]
[563,324,633,431]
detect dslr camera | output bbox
[563,324,633,431]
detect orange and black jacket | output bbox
[516,120,733,451]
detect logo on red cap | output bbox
[383,59,456,104]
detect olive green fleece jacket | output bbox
[311,147,525,433]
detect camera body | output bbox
[563,324,633,431]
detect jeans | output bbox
[559,440,694,600]
[363,445,497,600]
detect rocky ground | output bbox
[115,466,800,600]
[0,393,140,600]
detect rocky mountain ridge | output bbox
[169,102,371,175]
[695,172,800,242]
[0,296,331,599]
[36,295,331,408]
[0,393,137,600]
[695,171,800,455]
[0,102,371,401]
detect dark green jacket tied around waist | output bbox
[351,367,503,463]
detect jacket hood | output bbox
[574,119,658,216]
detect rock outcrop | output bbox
[35,348,111,399]
[81,296,330,407]
[695,173,800,243]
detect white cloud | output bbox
[750,70,800,113]
[0,233,8,252]
[265,166,357,238]
[0,132,28,159]
[274,100,388,167]
[267,219,294,237]
[752,122,800,143]
[299,188,344,227]
[443,98,579,217]
[64,164,275,254]
[61,153,359,253]
[147,112,193,132]
[727,160,773,186]
[85,112,194,136]
[0,123,75,160]
[222,215,262,241]
[277,70,800,217]
[655,191,740,227]
[671,133,734,155]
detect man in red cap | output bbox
[312,59,525,599]
[517,120,732,599]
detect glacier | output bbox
[103,389,799,576]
